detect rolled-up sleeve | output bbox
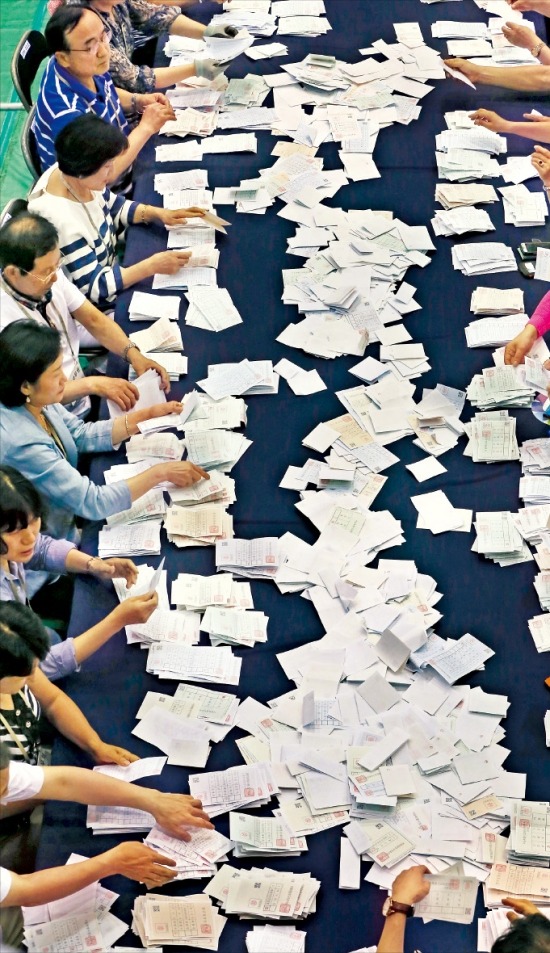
[39,639,80,681]
[528,291,550,338]
[26,535,76,574]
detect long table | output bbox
[37,3,550,951]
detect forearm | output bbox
[109,125,152,183]
[154,63,197,88]
[72,302,135,360]
[170,13,206,38]
[377,915,407,953]
[136,203,166,226]
[120,258,157,289]
[477,64,550,90]
[38,767,156,813]
[41,693,102,757]
[500,119,550,142]
[126,464,167,503]
[3,854,117,907]
[111,408,163,445]
[60,378,97,404]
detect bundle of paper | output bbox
[500,154,539,185]
[452,242,517,275]
[432,206,495,236]
[168,473,236,509]
[146,642,242,684]
[105,488,167,529]
[520,475,550,505]
[185,287,242,331]
[205,27,254,61]
[202,607,268,647]
[230,812,307,858]
[464,411,520,462]
[208,9,277,36]
[435,183,498,208]
[98,520,163,558]
[145,826,232,879]
[134,688,237,758]
[129,314,183,352]
[206,865,320,920]
[126,608,200,646]
[107,368,166,420]
[160,107,218,138]
[126,432,183,464]
[189,762,278,816]
[164,503,233,548]
[500,184,548,227]
[171,571,246,610]
[432,21,489,39]
[114,561,169,605]
[132,895,226,949]
[534,571,550,612]
[521,438,550,476]
[223,75,270,109]
[246,925,306,953]
[87,804,155,834]
[130,351,188,381]
[183,396,247,434]
[513,503,550,546]
[129,291,180,322]
[198,359,278,399]
[507,802,550,866]
[464,315,528,348]
[184,429,252,471]
[173,681,240,727]
[436,149,501,181]
[217,106,278,130]
[277,15,331,35]
[166,87,224,111]
[528,614,550,652]
[437,128,506,156]
[411,489,471,534]
[246,41,288,60]
[216,537,280,578]
[154,168,208,196]
[470,286,524,315]
[473,511,531,566]
[467,367,534,409]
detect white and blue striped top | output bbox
[33,57,129,173]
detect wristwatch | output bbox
[382,897,414,918]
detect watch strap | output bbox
[388,899,414,917]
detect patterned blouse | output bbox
[96,0,180,93]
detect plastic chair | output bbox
[0,198,28,228]
[21,106,41,182]
[11,30,49,112]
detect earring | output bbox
[25,396,31,404]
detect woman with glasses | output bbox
[0,321,209,544]
[29,114,205,309]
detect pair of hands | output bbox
[88,361,170,410]
[144,206,206,277]
[137,93,176,136]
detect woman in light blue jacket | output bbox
[0,321,208,546]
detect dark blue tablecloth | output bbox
[37,3,550,951]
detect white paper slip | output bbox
[406,457,447,482]
[535,247,550,282]
[93,757,167,781]
[357,728,410,771]
[129,292,180,322]
[339,837,361,890]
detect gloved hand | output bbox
[194,58,227,80]
[204,23,238,38]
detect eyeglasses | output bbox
[22,257,66,284]
[67,26,112,56]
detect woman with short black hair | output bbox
[28,113,205,308]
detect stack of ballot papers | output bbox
[229,812,308,858]
[500,184,548,228]
[184,429,252,472]
[206,9,277,36]
[464,315,528,348]
[507,801,550,866]
[87,803,156,834]
[464,411,520,462]
[431,206,495,236]
[246,926,306,953]
[107,368,165,420]
[436,128,507,156]
[22,855,128,953]
[129,314,184,352]
[98,521,163,558]
[129,291,180,322]
[534,571,550,611]
[146,643,242,684]
[168,473,237,509]
[473,511,531,565]
[189,763,278,817]
[198,360,279,399]
[205,865,321,920]
[201,607,268,647]
[171,572,253,611]
[185,287,242,331]
[164,503,234,547]
[160,107,219,139]
[528,614,550,651]
[519,475,550,505]
[470,286,524,315]
[215,537,280,578]
[435,183,498,208]
[132,895,226,949]
[224,75,270,109]
[467,367,535,410]
[452,242,517,275]
[105,488,167,527]
[130,351,188,381]
[126,608,201,646]
[134,685,239,758]
[126,432,184,463]
[181,396,247,434]
[144,825,232,879]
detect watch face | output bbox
[382,898,391,917]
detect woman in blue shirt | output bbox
[0,321,208,543]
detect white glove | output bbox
[204,23,238,38]
[194,58,227,81]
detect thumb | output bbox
[506,912,519,922]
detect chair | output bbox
[0,198,28,229]
[21,106,41,182]
[11,30,49,112]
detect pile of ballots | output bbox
[466,367,535,410]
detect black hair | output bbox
[45,3,97,55]
[0,321,62,408]
[0,603,49,680]
[0,212,58,274]
[0,741,11,772]
[0,467,46,556]
[55,114,128,178]
[492,914,550,953]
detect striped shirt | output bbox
[0,688,41,765]
[29,165,138,308]
[33,57,129,173]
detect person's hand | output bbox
[152,794,214,839]
[204,22,239,38]
[139,101,176,135]
[90,376,139,411]
[163,461,210,487]
[194,58,228,81]
[131,352,171,394]
[141,399,183,422]
[508,0,550,11]
[87,556,138,588]
[504,324,539,365]
[89,741,139,767]
[502,897,543,921]
[470,108,509,133]
[161,207,207,228]
[391,865,431,905]
[522,111,550,123]
[114,591,159,627]
[108,843,177,887]
[502,21,539,49]
[532,144,550,185]
[138,92,170,109]
[444,58,481,82]
[148,250,192,275]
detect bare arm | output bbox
[169,13,207,39]
[445,57,550,90]
[71,593,158,665]
[470,108,550,142]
